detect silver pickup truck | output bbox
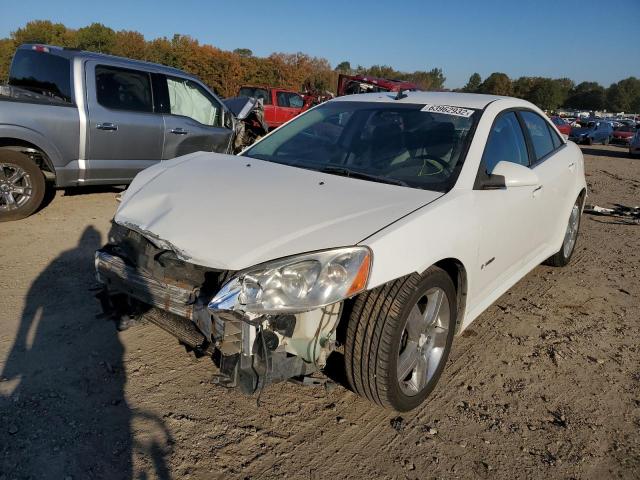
[0,44,266,221]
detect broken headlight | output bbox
[208,247,371,315]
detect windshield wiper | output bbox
[320,166,410,187]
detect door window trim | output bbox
[516,109,566,168]
[94,64,155,114]
[473,108,531,189]
[474,107,567,189]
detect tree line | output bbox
[0,20,444,98]
[461,72,640,113]
[1,20,638,113]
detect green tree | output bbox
[463,73,481,92]
[335,61,351,73]
[565,82,606,110]
[233,48,253,57]
[527,78,564,110]
[75,23,116,53]
[606,77,640,112]
[479,72,512,96]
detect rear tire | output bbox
[0,150,46,222]
[585,137,593,145]
[544,194,583,267]
[603,136,610,145]
[344,267,456,411]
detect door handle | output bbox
[170,128,189,135]
[568,161,576,171]
[96,122,118,131]
[532,185,543,197]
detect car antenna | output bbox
[395,89,409,100]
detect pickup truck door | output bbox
[159,75,233,158]
[85,62,164,183]
[274,91,304,127]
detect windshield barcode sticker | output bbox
[421,104,474,117]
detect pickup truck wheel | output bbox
[544,194,583,267]
[344,267,456,411]
[0,150,46,222]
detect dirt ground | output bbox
[0,144,638,480]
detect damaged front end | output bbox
[95,222,354,394]
[223,96,269,154]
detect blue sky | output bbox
[1,0,638,88]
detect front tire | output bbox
[344,267,456,411]
[545,194,583,267]
[0,150,46,222]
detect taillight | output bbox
[32,45,50,53]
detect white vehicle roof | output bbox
[331,91,516,109]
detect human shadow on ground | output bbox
[0,226,172,479]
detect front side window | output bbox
[521,111,555,161]
[482,112,529,173]
[239,87,271,105]
[9,49,72,103]
[95,65,152,112]
[276,92,304,109]
[167,77,221,126]
[243,101,479,192]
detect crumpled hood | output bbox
[115,152,442,270]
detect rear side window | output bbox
[482,112,529,173]
[95,65,153,112]
[549,124,562,149]
[9,49,72,103]
[521,111,555,161]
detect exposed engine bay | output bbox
[95,222,342,393]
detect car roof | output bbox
[18,44,191,78]
[330,91,515,109]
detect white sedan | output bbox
[96,91,586,411]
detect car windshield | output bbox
[242,101,479,192]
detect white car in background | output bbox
[96,92,587,411]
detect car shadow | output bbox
[63,185,127,196]
[580,146,633,160]
[0,226,172,479]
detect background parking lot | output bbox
[1,145,638,479]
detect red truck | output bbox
[337,74,420,96]
[238,86,311,130]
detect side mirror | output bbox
[491,161,539,187]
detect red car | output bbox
[611,125,637,145]
[550,116,571,137]
[337,74,420,96]
[238,86,311,130]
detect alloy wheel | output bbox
[397,287,451,396]
[0,163,33,211]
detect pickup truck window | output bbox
[95,65,153,113]
[239,87,271,105]
[276,92,304,109]
[167,77,221,127]
[9,50,72,104]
